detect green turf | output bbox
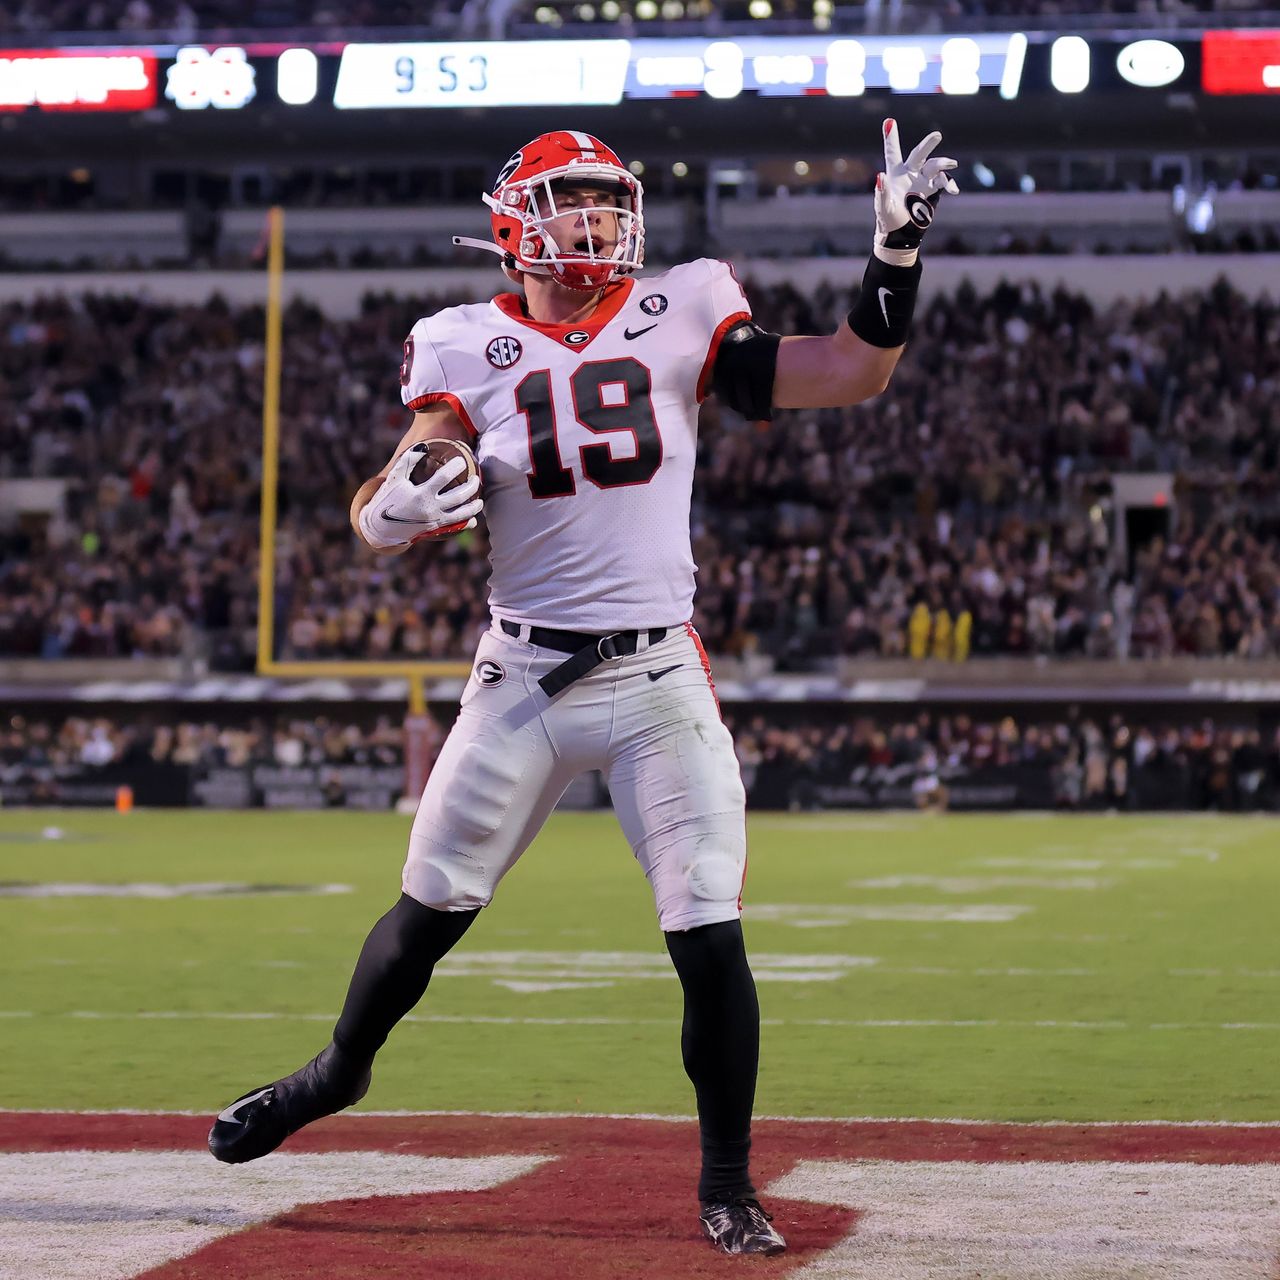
[1,809,1277,1122]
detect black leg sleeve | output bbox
[332,893,479,1062]
[664,919,760,1203]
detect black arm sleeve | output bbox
[710,320,782,422]
[846,254,922,348]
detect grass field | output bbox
[2,808,1278,1123]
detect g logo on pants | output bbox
[476,659,506,687]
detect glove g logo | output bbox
[476,659,506,687]
[905,193,935,229]
[561,330,591,346]
[486,336,523,369]
[639,293,668,317]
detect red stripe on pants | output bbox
[684,622,745,906]
[683,622,720,717]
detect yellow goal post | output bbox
[253,207,470,804]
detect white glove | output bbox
[358,444,483,550]
[874,118,959,268]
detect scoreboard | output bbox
[330,34,1021,107]
[1201,30,1280,95]
[0,30,1276,114]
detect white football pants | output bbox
[403,621,747,932]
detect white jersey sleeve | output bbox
[696,259,754,402]
[399,315,479,435]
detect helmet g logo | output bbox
[494,150,524,192]
[486,336,523,369]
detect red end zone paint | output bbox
[3,1113,1279,1279]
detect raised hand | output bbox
[874,118,959,267]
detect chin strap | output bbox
[452,235,557,280]
[454,235,626,296]
[451,235,507,260]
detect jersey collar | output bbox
[492,278,635,349]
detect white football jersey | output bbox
[400,258,752,630]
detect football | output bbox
[407,437,480,492]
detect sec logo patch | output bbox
[640,293,668,317]
[486,336,523,369]
[476,659,506,687]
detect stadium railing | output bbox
[2,192,1275,271]
[0,251,1274,315]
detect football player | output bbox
[209,123,956,1256]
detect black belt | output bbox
[500,619,669,698]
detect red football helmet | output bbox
[453,130,645,292]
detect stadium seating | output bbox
[726,711,1280,811]
[2,0,1243,39]
[3,278,1278,667]
[5,709,1276,812]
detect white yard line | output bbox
[3,1010,1280,1032]
[27,960,1280,980]
[974,857,1177,870]
[847,875,1115,892]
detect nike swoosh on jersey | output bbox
[624,324,658,340]
[878,287,893,327]
[217,1086,273,1125]
[647,664,683,682]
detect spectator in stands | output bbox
[722,712,1280,813]
[4,280,1280,667]
[0,0,1244,37]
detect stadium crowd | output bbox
[1,712,408,771]
[5,710,1277,812]
[2,277,1279,668]
[2,0,1242,38]
[0,1,468,39]
[726,712,1280,811]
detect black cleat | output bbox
[699,1197,787,1256]
[208,1043,371,1164]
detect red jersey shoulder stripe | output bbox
[404,391,478,436]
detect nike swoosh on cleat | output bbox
[647,664,683,682]
[624,324,657,340]
[217,1087,273,1125]
[878,287,893,327]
